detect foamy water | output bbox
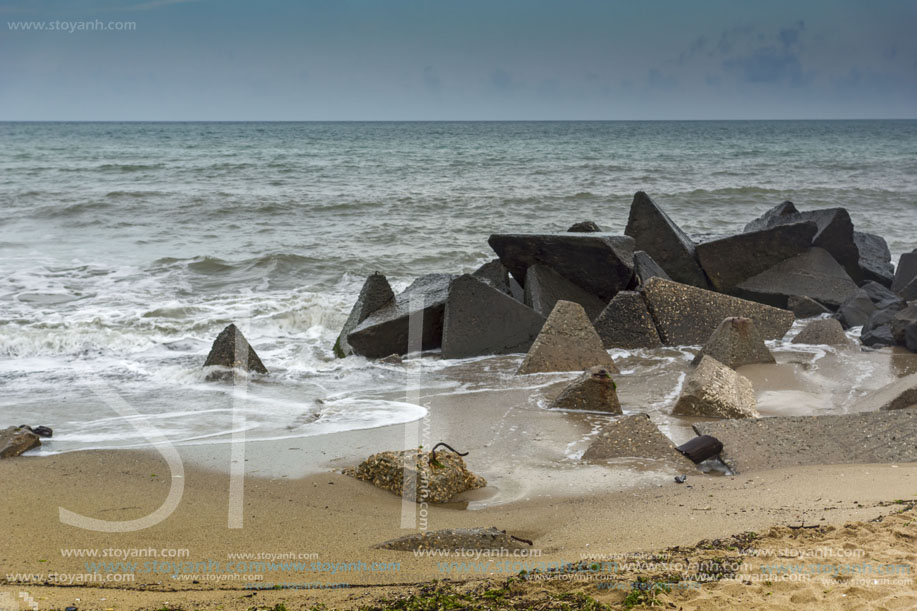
[1,121,915,455]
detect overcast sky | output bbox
[2,0,915,120]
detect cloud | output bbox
[723,47,806,84]
[778,21,805,50]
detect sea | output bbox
[2,120,916,459]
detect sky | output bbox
[1,0,915,120]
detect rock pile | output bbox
[333,192,914,360]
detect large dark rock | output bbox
[861,303,906,347]
[892,250,917,300]
[347,274,454,358]
[0,426,41,459]
[567,220,602,232]
[550,366,621,413]
[334,272,395,358]
[695,222,817,292]
[624,192,709,288]
[692,317,775,369]
[488,233,635,302]
[672,356,760,419]
[441,274,545,359]
[472,259,513,297]
[523,264,605,321]
[640,277,795,346]
[744,206,861,282]
[743,201,799,233]
[787,295,831,318]
[734,248,858,309]
[632,250,671,286]
[892,305,917,352]
[203,324,268,377]
[792,318,853,346]
[593,291,662,349]
[835,288,875,329]
[517,301,617,375]
[860,280,906,310]
[854,232,895,287]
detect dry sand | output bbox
[1,449,915,609]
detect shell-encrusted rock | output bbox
[344,448,486,503]
[374,527,532,552]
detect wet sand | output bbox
[2,343,917,608]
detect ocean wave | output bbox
[95,162,167,172]
[33,200,112,218]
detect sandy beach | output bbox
[2,440,915,609]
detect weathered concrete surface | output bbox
[348,274,454,358]
[856,373,917,412]
[441,274,545,359]
[0,426,41,459]
[854,231,895,287]
[734,248,858,309]
[344,447,486,504]
[695,222,818,292]
[673,356,760,419]
[744,205,861,281]
[517,301,617,375]
[593,291,663,350]
[374,527,533,552]
[835,288,875,329]
[640,277,794,346]
[861,304,905,348]
[791,318,853,346]
[203,323,268,377]
[861,281,906,310]
[488,233,635,301]
[624,191,709,288]
[582,414,697,469]
[549,366,621,413]
[632,250,671,286]
[523,264,606,321]
[692,317,775,369]
[787,295,831,318]
[694,409,917,473]
[334,272,395,358]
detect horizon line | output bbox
[2,117,916,123]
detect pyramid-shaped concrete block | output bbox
[334,272,395,358]
[549,366,621,413]
[523,264,605,321]
[593,290,662,349]
[441,274,545,359]
[673,356,759,419]
[203,323,268,378]
[791,318,853,346]
[516,301,617,375]
[624,191,709,289]
[692,317,775,369]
